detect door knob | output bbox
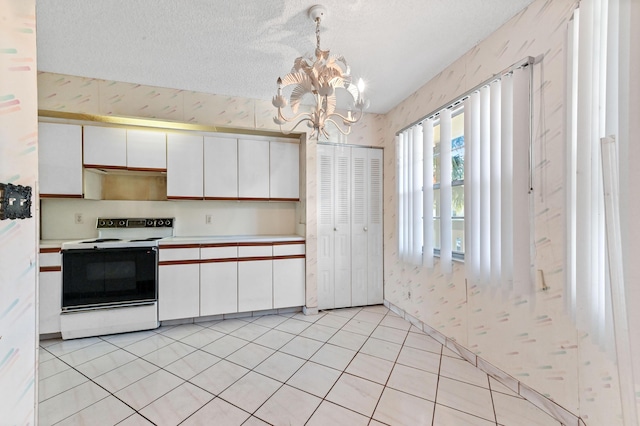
[334,227,337,231]
[364,226,368,231]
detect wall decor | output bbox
[0,183,32,220]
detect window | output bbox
[397,62,532,284]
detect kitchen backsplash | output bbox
[40,198,299,240]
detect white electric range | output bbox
[59,217,174,339]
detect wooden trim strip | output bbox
[40,193,83,199]
[203,197,240,201]
[40,266,61,272]
[272,241,305,246]
[159,244,201,249]
[269,198,300,202]
[84,164,127,170]
[237,242,273,247]
[237,197,270,202]
[40,247,61,253]
[167,196,204,201]
[273,254,306,260]
[159,259,201,266]
[237,256,273,262]
[127,167,167,173]
[200,243,239,248]
[199,257,239,264]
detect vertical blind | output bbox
[397,63,532,287]
[464,66,531,291]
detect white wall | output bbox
[0,0,38,423]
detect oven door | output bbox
[62,247,157,311]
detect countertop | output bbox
[39,235,304,249]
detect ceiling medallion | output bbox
[272,4,367,139]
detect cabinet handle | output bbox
[334,227,337,231]
[364,227,368,232]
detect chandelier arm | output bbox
[277,109,313,124]
[326,108,363,125]
[324,118,353,136]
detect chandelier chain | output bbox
[315,18,321,50]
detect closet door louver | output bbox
[368,148,384,304]
[351,147,369,306]
[334,145,352,308]
[317,144,336,310]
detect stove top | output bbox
[62,217,174,250]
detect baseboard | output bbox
[383,299,583,426]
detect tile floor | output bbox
[38,305,563,425]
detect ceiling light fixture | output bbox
[272,4,367,139]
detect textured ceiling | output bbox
[35,0,535,114]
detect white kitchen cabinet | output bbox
[166,133,204,199]
[273,243,305,309]
[83,125,127,167]
[269,141,299,200]
[204,136,238,199]
[38,122,83,197]
[38,250,62,334]
[158,247,200,321]
[317,144,383,310]
[200,246,238,316]
[237,245,272,312]
[126,129,166,170]
[238,139,270,199]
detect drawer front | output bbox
[40,252,62,267]
[159,247,200,262]
[201,246,238,260]
[273,243,305,256]
[238,245,272,258]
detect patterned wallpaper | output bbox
[0,0,38,424]
[383,0,627,424]
[35,0,636,423]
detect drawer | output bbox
[238,245,272,258]
[39,252,62,267]
[201,246,238,259]
[273,243,305,256]
[159,246,200,262]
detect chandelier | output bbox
[272,5,367,139]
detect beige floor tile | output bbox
[373,387,435,425]
[254,384,321,425]
[326,373,384,417]
[182,398,250,426]
[55,395,134,426]
[345,352,394,385]
[225,342,275,369]
[436,376,496,422]
[359,337,402,361]
[309,343,356,371]
[254,351,305,382]
[306,400,370,426]
[387,363,439,401]
[139,382,214,425]
[433,403,497,425]
[114,369,183,410]
[219,371,281,413]
[189,359,249,395]
[287,361,342,398]
[396,345,441,373]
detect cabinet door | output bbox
[238,260,272,312]
[317,144,335,310]
[273,257,305,309]
[200,246,238,316]
[204,136,238,199]
[367,148,384,304]
[200,261,238,316]
[39,270,61,334]
[238,139,269,199]
[127,129,166,170]
[158,264,200,320]
[269,141,299,200]
[38,122,83,197]
[166,133,204,199]
[83,126,127,167]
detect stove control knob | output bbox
[146,219,154,227]
[107,220,114,227]
[165,219,172,227]
[98,220,106,227]
[119,220,126,227]
[157,220,164,226]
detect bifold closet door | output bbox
[333,145,352,308]
[317,144,336,310]
[351,147,383,306]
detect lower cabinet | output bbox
[39,250,62,334]
[159,240,304,322]
[39,270,62,334]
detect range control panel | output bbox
[96,218,174,228]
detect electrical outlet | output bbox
[205,214,212,224]
[74,213,83,224]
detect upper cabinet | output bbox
[39,122,83,198]
[126,129,167,171]
[204,136,238,199]
[166,133,204,200]
[83,126,127,168]
[270,141,299,200]
[84,126,167,172]
[238,139,270,200]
